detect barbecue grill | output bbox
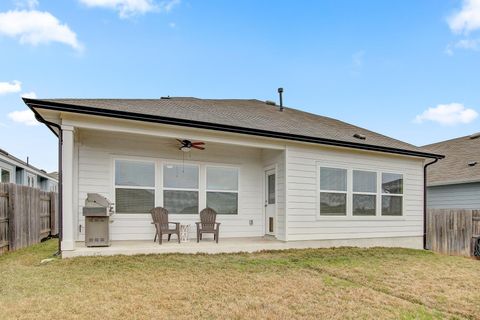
[82,193,114,247]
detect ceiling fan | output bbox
[177,139,205,152]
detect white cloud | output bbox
[21,91,37,99]
[0,10,82,51]
[159,0,180,12]
[78,0,180,18]
[8,109,40,126]
[414,103,478,126]
[168,22,176,28]
[445,38,480,55]
[0,80,21,95]
[14,0,39,9]
[448,0,480,34]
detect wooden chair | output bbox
[196,208,220,243]
[150,207,180,244]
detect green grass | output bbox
[0,240,479,319]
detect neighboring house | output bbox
[423,133,480,210]
[0,148,58,192]
[23,97,443,254]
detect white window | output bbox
[115,160,155,214]
[352,170,377,216]
[319,167,347,216]
[206,166,239,214]
[26,173,36,188]
[381,173,403,216]
[163,164,199,214]
[1,168,11,183]
[318,165,404,218]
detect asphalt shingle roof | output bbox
[423,134,480,186]
[25,97,441,158]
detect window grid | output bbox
[206,166,239,215]
[318,165,404,218]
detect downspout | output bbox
[423,158,438,250]
[29,107,63,256]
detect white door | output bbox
[265,169,276,236]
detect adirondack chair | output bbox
[150,207,180,244]
[196,208,220,243]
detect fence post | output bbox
[7,183,17,251]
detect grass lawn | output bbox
[0,241,479,319]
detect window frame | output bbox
[162,162,200,215]
[206,165,239,215]
[113,158,157,214]
[316,163,405,220]
[380,172,404,217]
[352,169,377,217]
[318,165,349,217]
[0,167,12,183]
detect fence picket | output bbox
[427,209,479,257]
[0,183,58,254]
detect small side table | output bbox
[180,224,190,243]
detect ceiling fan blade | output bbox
[192,145,205,150]
[191,142,205,145]
[176,139,184,144]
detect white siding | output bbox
[262,149,286,240]
[427,183,480,209]
[76,129,265,241]
[285,144,425,242]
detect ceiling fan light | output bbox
[180,146,191,152]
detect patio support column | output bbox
[61,125,75,251]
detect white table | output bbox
[180,224,190,242]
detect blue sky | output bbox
[0,0,479,172]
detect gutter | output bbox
[423,158,439,250]
[26,101,63,256]
[23,98,444,160]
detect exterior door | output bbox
[265,169,276,236]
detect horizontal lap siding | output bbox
[286,145,424,241]
[76,130,264,241]
[427,183,480,209]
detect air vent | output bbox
[468,161,478,167]
[469,132,480,139]
[265,100,276,106]
[353,133,366,140]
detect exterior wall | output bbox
[76,129,267,241]
[427,183,480,209]
[0,157,57,190]
[285,144,425,246]
[262,149,286,240]
[0,159,15,183]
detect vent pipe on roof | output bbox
[278,88,284,112]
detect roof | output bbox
[0,147,58,182]
[23,97,443,159]
[423,133,480,186]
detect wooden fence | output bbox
[0,183,58,254]
[426,209,480,257]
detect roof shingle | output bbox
[423,134,480,186]
[25,97,441,158]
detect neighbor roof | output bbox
[0,147,58,182]
[423,133,480,186]
[23,97,443,159]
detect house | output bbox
[0,147,58,192]
[23,96,443,256]
[423,133,480,210]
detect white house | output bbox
[23,96,443,256]
[0,147,58,192]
